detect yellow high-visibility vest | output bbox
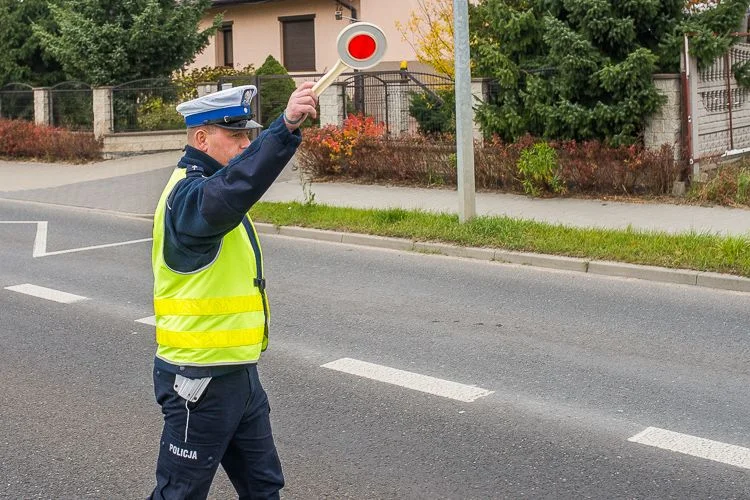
[152,167,269,366]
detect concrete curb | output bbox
[0,197,156,221]
[255,223,750,293]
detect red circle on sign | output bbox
[348,34,377,60]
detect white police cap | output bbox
[176,85,262,130]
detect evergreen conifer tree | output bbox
[32,0,221,85]
[0,0,64,86]
[255,55,296,128]
[471,0,749,144]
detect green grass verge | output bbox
[250,202,750,278]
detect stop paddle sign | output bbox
[312,22,388,96]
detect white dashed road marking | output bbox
[321,357,494,402]
[629,427,750,470]
[4,283,88,304]
[135,316,156,326]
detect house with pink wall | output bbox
[188,0,437,75]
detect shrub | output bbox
[554,140,678,195]
[298,125,679,197]
[137,96,184,131]
[352,135,457,185]
[298,114,386,175]
[409,88,455,136]
[0,119,101,162]
[255,56,297,128]
[740,170,750,204]
[517,142,564,196]
[687,162,750,207]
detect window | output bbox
[279,15,316,72]
[220,22,233,67]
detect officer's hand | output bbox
[283,81,318,132]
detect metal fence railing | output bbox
[112,78,184,132]
[50,81,93,131]
[219,70,455,136]
[2,71,455,136]
[0,83,34,121]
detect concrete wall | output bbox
[102,130,185,159]
[682,42,750,176]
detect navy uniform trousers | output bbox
[149,364,284,500]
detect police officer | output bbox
[149,81,318,499]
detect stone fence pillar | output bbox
[471,78,490,146]
[197,82,219,98]
[645,74,682,161]
[93,86,114,139]
[33,88,51,126]
[319,83,345,128]
[387,81,410,136]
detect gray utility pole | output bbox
[453,0,476,222]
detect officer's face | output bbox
[205,127,251,166]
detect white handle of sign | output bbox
[295,60,348,125]
[312,59,349,97]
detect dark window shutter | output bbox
[282,19,315,71]
[223,26,233,67]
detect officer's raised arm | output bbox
[167,83,318,242]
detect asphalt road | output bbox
[1,198,749,499]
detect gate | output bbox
[340,71,454,135]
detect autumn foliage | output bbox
[396,0,454,77]
[0,119,102,162]
[298,114,385,174]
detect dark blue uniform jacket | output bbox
[155,115,301,378]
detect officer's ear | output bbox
[188,126,213,153]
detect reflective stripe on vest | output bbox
[152,167,268,366]
[156,325,265,349]
[154,295,264,316]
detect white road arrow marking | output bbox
[5,283,87,303]
[0,221,152,257]
[135,316,156,326]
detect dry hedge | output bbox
[298,129,680,196]
[0,119,102,163]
